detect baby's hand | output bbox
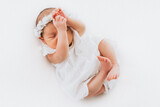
[52,8,67,20]
[52,15,67,32]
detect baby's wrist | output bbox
[66,17,71,26]
[57,30,67,35]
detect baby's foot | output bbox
[97,56,112,75]
[106,64,120,81]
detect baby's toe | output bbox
[97,56,103,62]
[113,75,117,79]
[107,76,111,81]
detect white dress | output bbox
[41,28,117,101]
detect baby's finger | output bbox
[52,11,59,18]
[52,13,57,19]
[59,16,64,22]
[59,9,66,18]
[55,15,61,21]
[61,17,66,23]
[63,18,66,23]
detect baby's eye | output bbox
[53,34,56,38]
[67,26,70,31]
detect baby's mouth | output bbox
[69,41,72,47]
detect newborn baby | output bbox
[34,8,120,100]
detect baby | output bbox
[34,7,120,100]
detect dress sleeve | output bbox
[41,42,56,56]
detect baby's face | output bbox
[39,22,73,49]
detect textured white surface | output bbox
[0,0,160,107]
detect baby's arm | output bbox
[47,15,69,64]
[52,8,85,36]
[67,17,86,36]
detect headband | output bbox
[34,11,54,38]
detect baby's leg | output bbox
[98,38,120,81]
[85,56,112,98]
[98,38,118,65]
[93,84,105,96]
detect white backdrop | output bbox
[0,0,160,107]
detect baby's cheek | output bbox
[53,41,57,49]
[48,39,57,49]
[68,30,73,39]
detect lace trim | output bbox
[41,42,56,56]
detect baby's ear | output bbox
[38,37,42,40]
[39,37,46,44]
